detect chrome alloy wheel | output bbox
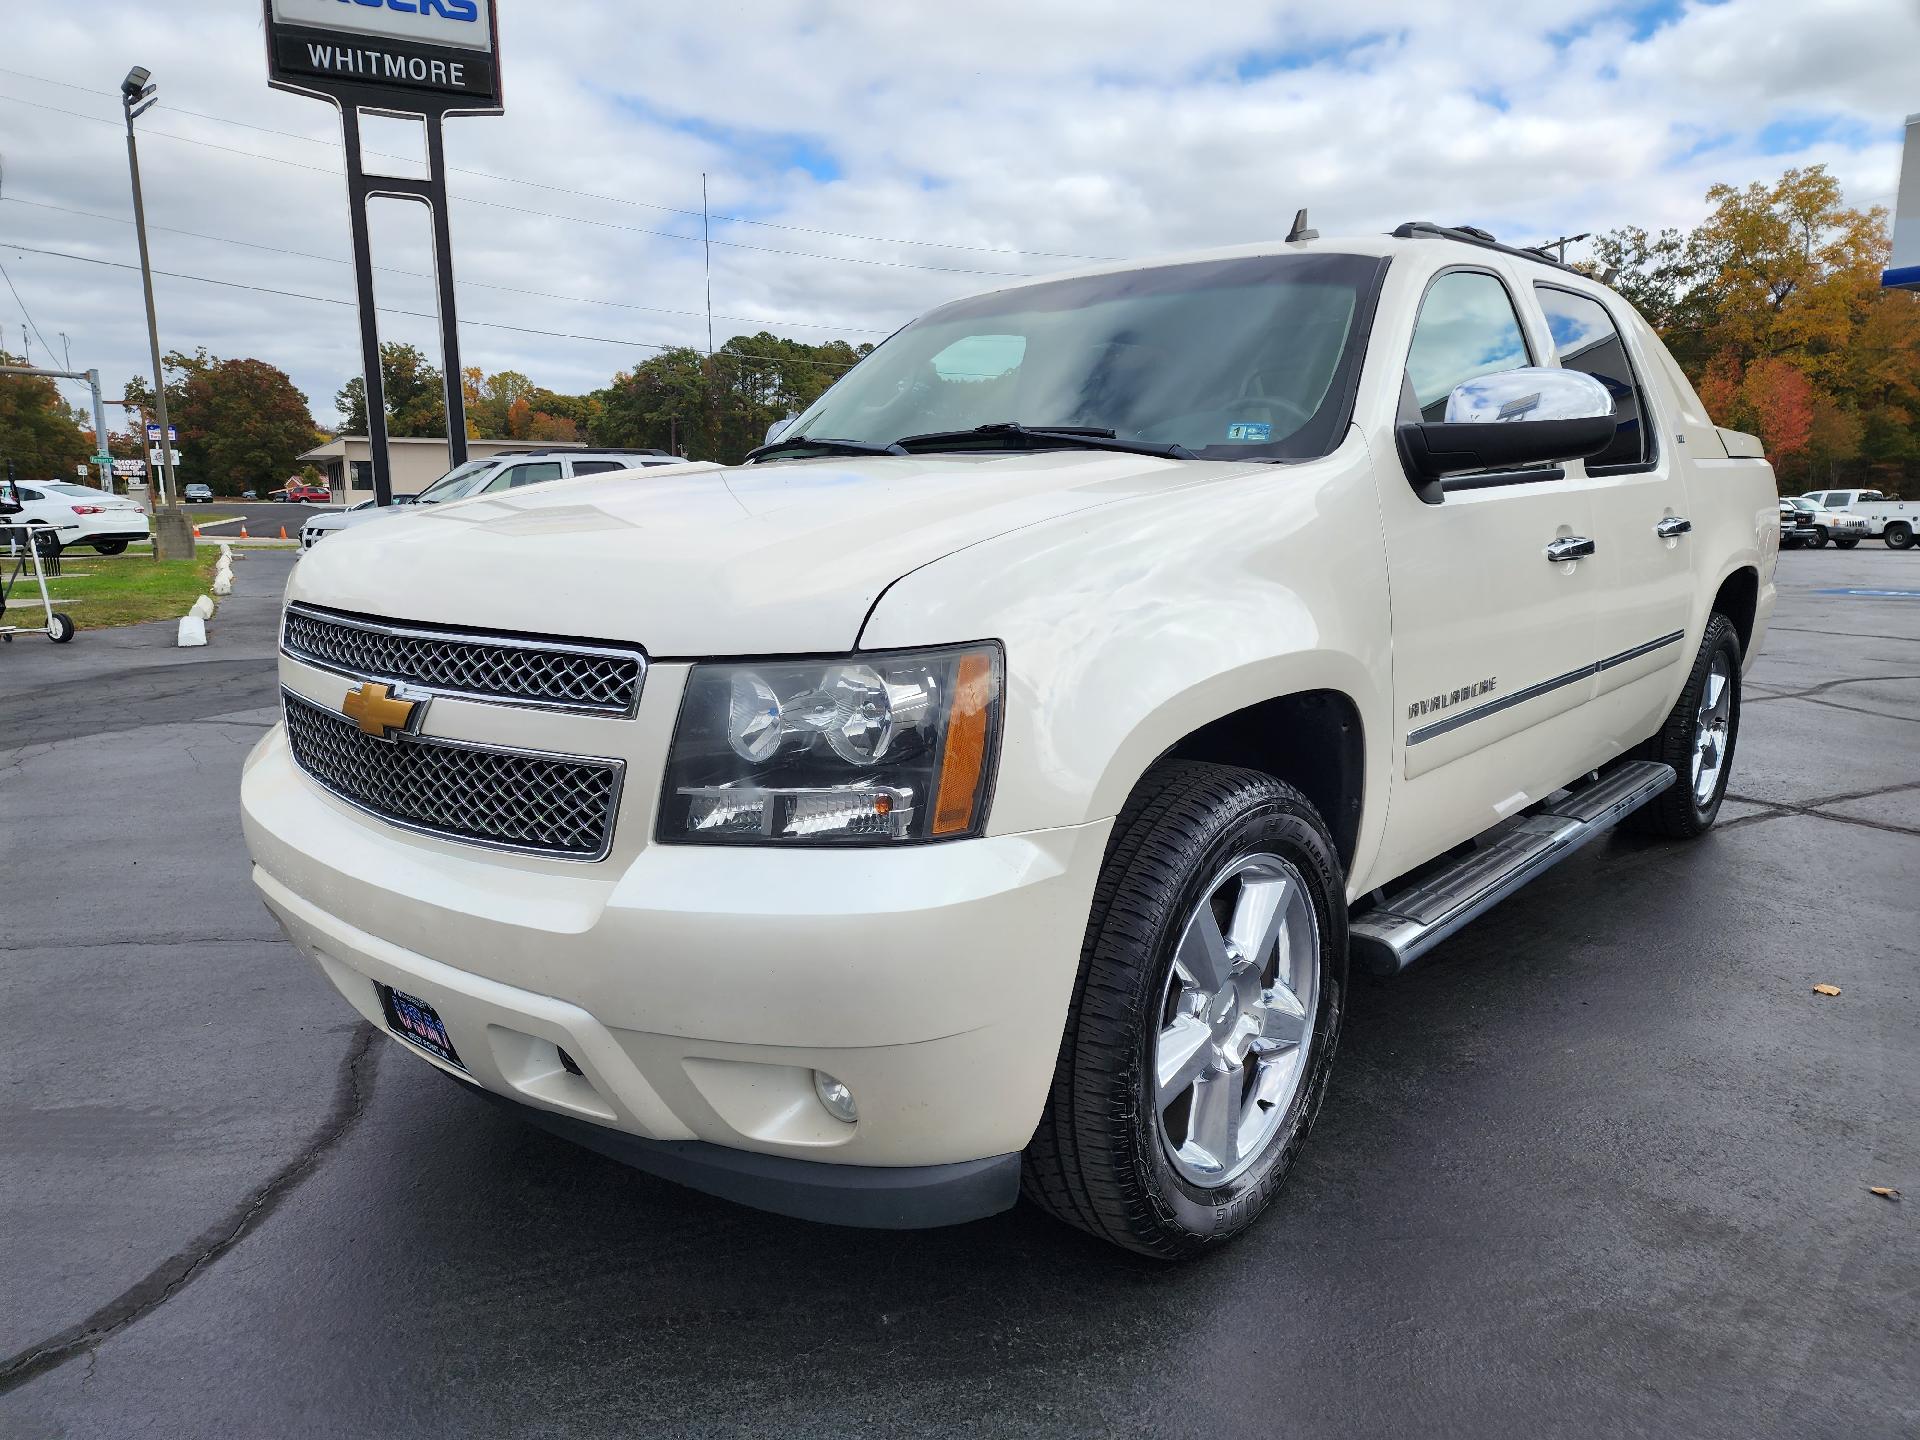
[1154,852,1320,1187]
[1692,652,1733,806]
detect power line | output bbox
[0,88,1028,277]
[0,64,1114,263]
[0,194,890,334]
[0,238,865,372]
[0,255,60,368]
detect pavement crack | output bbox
[0,1022,381,1395]
[1742,672,1920,703]
[1721,777,1920,838]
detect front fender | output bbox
[859,437,1395,884]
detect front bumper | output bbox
[242,722,1111,1224]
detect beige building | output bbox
[296,436,586,499]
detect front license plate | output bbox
[377,984,464,1070]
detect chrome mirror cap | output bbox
[1444,366,1615,424]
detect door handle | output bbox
[1545,536,1596,563]
[1655,516,1693,538]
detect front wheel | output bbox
[1810,527,1829,548]
[48,612,75,643]
[1023,761,1347,1258]
[1886,523,1914,551]
[1835,536,1860,550]
[1629,614,1742,839]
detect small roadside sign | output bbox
[145,424,177,443]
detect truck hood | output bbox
[287,452,1252,655]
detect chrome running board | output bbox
[1349,761,1676,976]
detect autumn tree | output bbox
[0,350,90,477]
[335,342,447,437]
[126,349,319,495]
[1595,165,1920,491]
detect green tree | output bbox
[127,348,319,495]
[0,351,90,478]
[334,342,447,437]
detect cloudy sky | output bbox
[1,0,1914,431]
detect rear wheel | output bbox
[1629,614,1741,839]
[1886,523,1914,551]
[91,539,128,555]
[1022,761,1347,1258]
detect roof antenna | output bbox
[1286,207,1318,243]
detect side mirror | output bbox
[764,411,799,446]
[1398,367,1616,498]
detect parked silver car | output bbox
[298,449,679,549]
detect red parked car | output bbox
[270,483,331,503]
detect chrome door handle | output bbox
[1545,536,1596,563]
[1655,516,1693,538]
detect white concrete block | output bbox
[177,614,207,647]
[189,594,214,620]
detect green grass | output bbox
[19,551,221,629]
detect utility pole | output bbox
[121,64,190,558]
[702,172,714,356]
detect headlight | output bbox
[659,643,1002,844]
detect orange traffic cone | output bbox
[192,525,201,537]
[279,526,288,540]
[239,526,249,538]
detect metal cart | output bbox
[0,519,76,644]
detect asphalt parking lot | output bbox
[1,545,1914,1438]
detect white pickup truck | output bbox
[1797,488,1920,550]
[242,222,1777,1257]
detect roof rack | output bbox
[1389,221,1582,274]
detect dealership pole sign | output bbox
[1887,112,1919,292]
[262,0,504,505]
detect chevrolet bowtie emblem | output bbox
[342,681,422,741]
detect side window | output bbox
[16,486,45,502]
[484,462,564,493]
[569,460,625,476]
[1403,271,1532,422]
[1535,285,1649,471]
[1822,492,1851,509]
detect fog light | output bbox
[813,1070,858,1124]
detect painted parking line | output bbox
[1811,588,1920,599]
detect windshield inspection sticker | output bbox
[1226,422,1272,442]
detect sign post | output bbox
[1886,112,1918,292]
[262,0,503,506]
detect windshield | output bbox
[780,252,1385,463]
[415,458,499,504]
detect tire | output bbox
[91,539,128,556]
[48,612,75,643]
[1886,523,1914,551]
[1835,536,1860,550]
[1809,527,1828,548]
[1628,614,1741,839]
[1022,761,1347,1258]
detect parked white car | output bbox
[244,224,1776,1256]
[1784,496,1869,549]
[1797,489,1920,550]
[0,480,151,554]
[298,449,681,549]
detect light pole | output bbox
[121,65,191,558]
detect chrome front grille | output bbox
[282,689,623,860]
[282,604,644,715]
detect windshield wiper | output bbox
[745,434,908,462]
[893,422,1194,460]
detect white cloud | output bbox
[0,0,1911,429]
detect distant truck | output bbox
[1796,489,1920,550]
